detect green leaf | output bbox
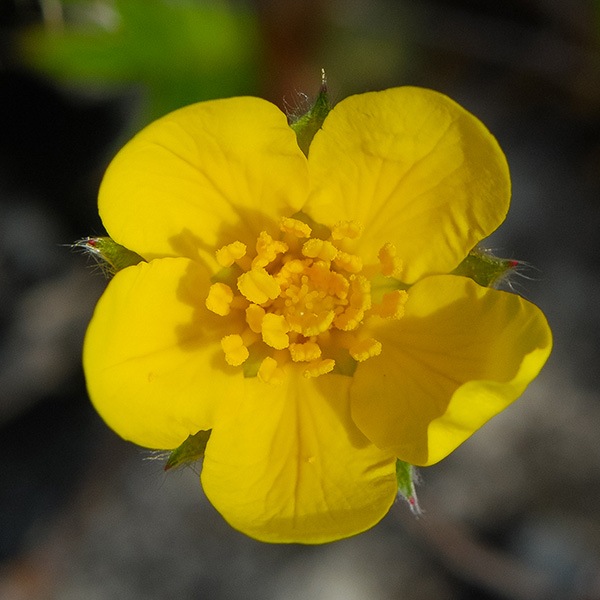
[19,0,260,121]
[164,429,212,471]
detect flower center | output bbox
[205,216,408,384]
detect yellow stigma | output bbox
[207,215,407,378]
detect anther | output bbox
[334,251,363,274]
[302,238,338,262]
[303,358,335,378]
[296,310,335,337]
[258,356,284,385]
[280,217,312,238]
[378,242,404,278]
[289,341,322,362]
[237,268,280,304]
[205,283,234,316]
[331,220,363,240]
[215,241,247,268]
[376,290,408,319]
[261,313,290,350]
[334,307,364,331]
[348,275,372,311]
[252,232,288,268]
[245,304,265,333]
[349,338,382,362]
[221,334,249,366]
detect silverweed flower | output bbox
[83,85,552,543]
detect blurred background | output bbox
[1,0,599,598]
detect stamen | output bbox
[333,276,371,330]
[215,241,247,268]
[303,358,335,378]
[237,268,280,304]
[207,217,405,382]
[334,307,364,331]
[302,239,338,262]
[289,341,322,362]
[205,283,234,316]
[331,220,363,240]
[245,304,265,333]
[258,356,284,385]
[252,232,288,268]
[221,334,249,366]
[378,242,404,278]
[293,310,335,337]
[349,338,382,362]
[261,313,290,350]
[280,217,312,238]
[326,270,349,299]
[348,276,372,312]
[240,327,260,347]
[376,290,408,319]
[333,251,363,274]
[275,258,304,285]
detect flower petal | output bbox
[305,87,510,282]
[99,97,309,268]
[351,275,552,465]
[83,257,243,449]
[201,369,397,543]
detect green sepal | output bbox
[76,236,145,277]
[396,460,421,515]
[452,249,519,288]
[164,429,212,471]
[289,71,331,157]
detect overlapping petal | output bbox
[99,97,309,270]
[201,369,397,543]
[350,275,552,465]
[304,87,510,282]
[84,257,244,448]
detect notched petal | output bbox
[351,275,552,465]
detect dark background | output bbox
[1,1,599,598]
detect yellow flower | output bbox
[83,87,552,544]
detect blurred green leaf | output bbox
[20,0,260,120]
